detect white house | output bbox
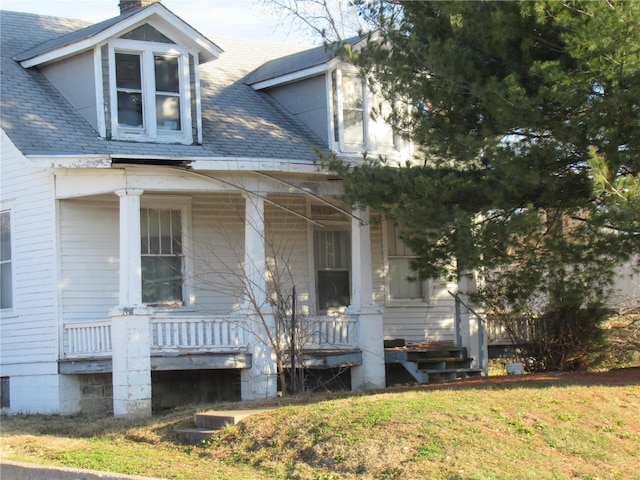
[0,0,485,418]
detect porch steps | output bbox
[177,408,277,445]
[385,341,483,384]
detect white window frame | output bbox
[140,196,193,309]
[0,210,13,311]
[329,66,397,155]
[108,39,193,144]
[382,221,430,305]
[314,228,351,314]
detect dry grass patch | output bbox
[1,373,639,480]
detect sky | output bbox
[0,0,312,44]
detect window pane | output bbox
[117,92,143,127]
[141,208,149,254]
[171,211,182,254]
[317,271,350,310]
[148,209,160,253]
[156,95,181,130]
[1,212,11,309]
[0,212,10,262]
[387,223,414,256]
[115,53,141,89]
[342,73,363,109]
[343,109,364,145]
[142,256,183,304]
[316,231,349,269]
[370,94,395,148]
[341,72,364,146]
[331,71,340,142]
[1,263,11,309]
[154,55,179,93]
[389,258,422,300]
[159,210,172,254]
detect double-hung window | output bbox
[386,222,428,303]
[315,230,351,311]
[141,207,184,306]
[0,211,12,310]
[331,67,396,154]
[110,39,192,143]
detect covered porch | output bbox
[54,164,385,417]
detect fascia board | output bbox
[19,4,221,68]
[25,154,112,168]
[250,57,341,91]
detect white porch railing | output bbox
[303,315,358,349]
[486,316,534,345]
[150,316,246,352]
[64,320,112,358]
[63,314,357,358]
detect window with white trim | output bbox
[331,68,396,153]
[386,222,428,302]
[141,207,184,306]
[315,229,351,311]
[0,211,12,310]
[110,39,192,143]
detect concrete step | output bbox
[194,408,277,429]
[176,428,220,445]
[178,407,278,444]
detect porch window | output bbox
[315,230,350,311]
[141,208,183,305]
[387,222,427,302]
[0,211,12,310]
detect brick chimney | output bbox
[119,0,160,14]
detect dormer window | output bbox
[109,39,192,143]
[331,67,396,154]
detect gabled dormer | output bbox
[14,1,221,145]
[246,35,411,160]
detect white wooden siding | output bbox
[265,195,312,314]
[59,195,119,323]
[0,130,60,372]
[368,223,457,344]
[190,193,246,312]
[190,193,312,314]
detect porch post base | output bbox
[239,312,278,400]
[348,305,386,391]
[109,307,152,418]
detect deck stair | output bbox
[385,341,483,384]
[177,408,277,444]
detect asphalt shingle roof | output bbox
[245,35,362,86]
[0,10,329,164]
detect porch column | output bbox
[456,274,488,374]
[110,189,152,418]
[347,208,386,390]
[240,193,277,400]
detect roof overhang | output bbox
[250,58,339,91]
[18,3,222,68]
